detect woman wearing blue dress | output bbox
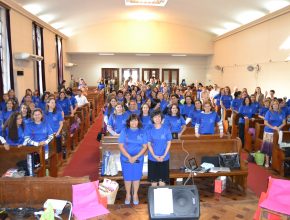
[24,108,54,159]
[118,114,148,205]
[107,103,128,136]
[139,103,152,130]
[45,98,64,153]
[147,110,172,186]
[164,104,186,138]
[238,96,255,147]
[261,100,286,168]
[4,112,24,148]
[195,101,223,137]
[57,91,73,116]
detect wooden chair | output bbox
[244,118,264,152]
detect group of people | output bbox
[0,85,87,159]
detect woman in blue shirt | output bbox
[188,100,202,127]
[39,92,50,111]
[139,103,152,130]
[238,96,255,147]
[20,104,32,125]
[231,91,243,112]
[147,110,172,186]
[24,108,54,159]
[118,114,148,205]
[104,97,117,125]
[261,100,286,168]
[4,112,25,147]
[213,88,224,116]
[220,86,233,117]
[164,104,186,138]
[45,98,64,153]
[1,99,16,124]
[181,96,195,119]
[107,103,128,136]
[259,98,271,119]
[195,101,223,137]
[57,91,73,116]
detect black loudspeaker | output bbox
[148,185,200,220]
[17,70,24,76]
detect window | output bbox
[142,68,160,82]
[122,68,139,85]
[56,35,63,85]
[0,6,13,97]
[33,23,46,94]
[162,68,179,86]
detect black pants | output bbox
[238,123,245,147]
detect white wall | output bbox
[67,53,210,86]
[207,12,290,98]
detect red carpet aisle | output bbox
[61,113,103,180]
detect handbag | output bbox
[219,152,240,169]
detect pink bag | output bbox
[72,180,109,220]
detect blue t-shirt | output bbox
[214,94,221,107]
[160,100,168,111]
[32,96,41,108]
[0,101,6,111]
[196,111,221,134]
[44,111,64,134]
[181,104,195,118]
[126,110,140,117]
[147,125,172,162]
[107,113,128,134]
[264,111,285,133]
[98,83,105,90]
[2,110,14,124]
[231,98,243,112]
[104,107,115,118]
[259,107,269,117]
[251,102,260,114]
[140,115,153,130]
[189,110,202,127]
[118,128,148,162]
[5,126,25,146]
[24,121,54,143]
[221,95,233,109]
[238,105,255,124]
[69,96,78,109]
[164,115,186,133]
[57,98,72,115]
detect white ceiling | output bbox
[13,0,290,36]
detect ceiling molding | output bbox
[215,5,290,41]
[1,0,67,39]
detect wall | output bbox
[67,20,214,55]
[67,53,210,87]
[9,8,68,99]
[207,12,290,98]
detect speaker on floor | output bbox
[148,185,200,220]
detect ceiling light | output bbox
[136,54,151,56]
[264,0,290,13]
[223,22,240,31]
[51,22,65,29]
[125,0,168,7]
[171,54,187,57]
[39,14,55,23]
[99,53,115,56]
[280,36,290,50]
[23,4,43,15]
[59,28,74,37]
[128,10,157,20]
[211,28,227,36]
[236,11,266,25]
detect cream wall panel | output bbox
[207,13,290,98]
[67,21,214,55]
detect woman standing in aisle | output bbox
[147,110,172,186]
[261,100,286,168]
[118,114,148,205]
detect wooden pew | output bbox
[100,138,248,191]
[231,111,239,138]
[272,131,290,176]
[222,109,232,134]
[64,115,79,150]
[244,118,264,152]
[75,109,85,141]
[180,134,231,140]
[0,176,90,207]
[0,145,46,177]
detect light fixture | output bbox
[236,11,265,25]
[264,0,290,13]
[65,63,77,67]
[171,54,187,57]
[125,0,168,7]
[23,4,43,15]
[39,14,55,23]
[136,54,151,56]
[99,53,115,56]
